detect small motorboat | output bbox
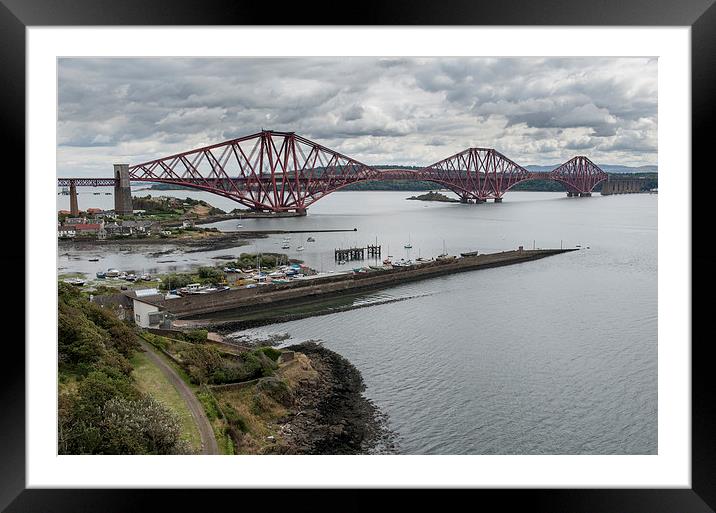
[64,278,85,286]
[281,243,290,249]
[337,260,347,265]
[96,271,106,279]
[88,258,99,262]
[296,246,305,251]
[307,236,315,242]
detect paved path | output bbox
[138,340,219,455]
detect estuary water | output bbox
[57,189,657,454]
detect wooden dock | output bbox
[334,244,381,261]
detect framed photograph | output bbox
[5,0,713,510]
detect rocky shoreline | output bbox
[58,231,264,252]
[276,341,397,454]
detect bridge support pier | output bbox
[295,208,307,216]
[493,197,502,203]
[476,198,486,204]
[69,181,79,216]
[113,164,133,215]
[579,192,591,197]
[460,196,469,204]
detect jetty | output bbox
[335,245,381,261]
[146,248,579,319]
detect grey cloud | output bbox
[57,57,657,176]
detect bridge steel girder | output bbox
[57,131,610,212]
[127,130,382,212]
[418,148,532,200]
[548,156,608,194]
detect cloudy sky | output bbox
[57,57,657,177]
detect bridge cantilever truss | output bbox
[58,130,609,212]
[128,131,382,212]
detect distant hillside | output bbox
[525,164,657,173]
[130,163,657,194]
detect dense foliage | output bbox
[132,194,225,216]
[159,267,226,290]
[229,252,296,270]
[178,344,278,385]
[58,283,190,454]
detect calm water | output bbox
[57,189,657,454]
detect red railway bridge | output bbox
[58,130,608,215]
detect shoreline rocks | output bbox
[275,341,397,454]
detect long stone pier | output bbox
[149,248,578,319]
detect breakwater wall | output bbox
[158,248,577,319]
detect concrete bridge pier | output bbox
[69,180,79,216]
[113,164,133,215]
[579,192,592,197]
[493,197,503,203]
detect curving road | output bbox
[138,340,219,455]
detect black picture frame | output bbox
[4,1,713,511]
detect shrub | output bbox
[184,329,208,343]
[100,395,193,454]
[256,346,281,362]
[255,376,294,407]
[180,344,225,384]
[222,403,249,433]
[197,267,224,284]
[196,388,221,421]
[159,273,196,291]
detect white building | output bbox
[130,289,166,328]
[57,226,76,238]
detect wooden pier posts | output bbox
[334,245,381,261]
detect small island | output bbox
[406,191,459,203]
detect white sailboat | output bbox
[438,240,448,258]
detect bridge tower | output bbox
[69,180,79,216]
[113,164,133,215]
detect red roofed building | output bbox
[73,223,102,234]
[86,208,103,214]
